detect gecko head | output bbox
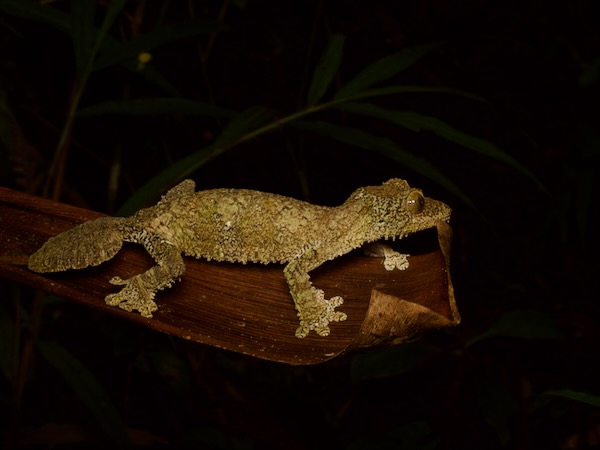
[28,217,126,273]
[351,178,451,241]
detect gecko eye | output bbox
[406,190,425,214]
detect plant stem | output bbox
[44,76,88,201]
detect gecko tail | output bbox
[28,217,126,273]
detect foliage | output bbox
[1,1,598,449]
[0,0,542,213]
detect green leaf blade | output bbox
[294,119,473,206]
[467,309,563,347]
[306,34,345,106]
[339,102,545,189]
[70,0,96,75]
[336,44,438,99]
[0,0,71,33]
[351,343,439,381]
[341,85,485,103]
[540,389,600,408]
[117,106,275,215]
[94,20,226,72]
[78,98,233,118]
[38,342,130,448]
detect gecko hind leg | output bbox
[106,237,186,318]
[106,271,161,318]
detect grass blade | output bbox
[340,85,485,102]
[37,342,130,448]
[117,106,275,215]
[339,102,545,189]
[211,106,276,147]
[0,0,70,33]
[97,0,127,46]
[294,120,472,205]
[336,44,438,99]
[306,34,345,106]
[540,389,600,408]
[70,0,95,75]
[78,98,233,118]
[466,309,563,347]
[124,63,181,96]
[71,0,126,76]
[94,20,225,71]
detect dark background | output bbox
[1,1,599,448]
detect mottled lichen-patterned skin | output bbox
[28,179,451,338]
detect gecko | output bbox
[28,178,451,338]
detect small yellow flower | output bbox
[137,52,152,69]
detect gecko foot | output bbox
[106,275,158,318]
[365,243,410,271]
[382,250,409,271]
[295,289,347,338]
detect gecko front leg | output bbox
[106,230,186,317]
[283,248,347,338]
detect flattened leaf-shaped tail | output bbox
[28,217,126,273]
